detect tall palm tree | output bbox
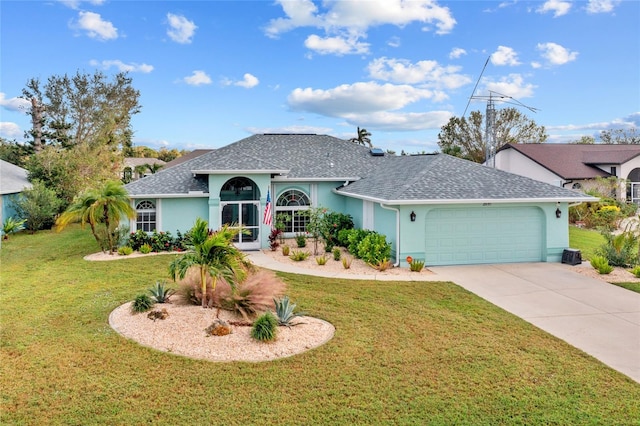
[349,126,372,148]
[56,180,135,253]
[169,218,248,308]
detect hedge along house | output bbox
[124,134,596,267]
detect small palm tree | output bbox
[146,163,163,174]
[169,218,248,308]
[56,180,135,253]
[349,126,372,148]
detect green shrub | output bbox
[595,231,638,267]
[590,255,614,275]
[332,247,341,261]
[357,232,391,265]
[322,211,354,248]
[289,250,310,261]
[131,294,154,313]
[251,312,278,342]
[631,266,640,278]
[295,233,307,248]
[148,280,176,303]
[316,255,328,265]
[274,296,305,327]
[117,245,133,256]
[139,243,152,254]
[343,228,372,256]
[409,259,425,272]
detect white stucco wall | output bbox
[494,149,564,186]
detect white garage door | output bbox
[424,207,544,266]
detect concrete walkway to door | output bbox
[429,262,640,383]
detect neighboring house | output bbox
[0,159,33,225]
[124,134,594,267]
[495,143,640,202]
[122,158,166,182]
[162,149,214,169]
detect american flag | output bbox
[263,189,273,226]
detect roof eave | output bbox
[333,189,598,205]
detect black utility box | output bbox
[562,249,582,265]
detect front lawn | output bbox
[1,227,638,424]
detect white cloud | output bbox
[166,13,197,44]
[89,59,154,73]
[387,36,401,48]
[536,42,578,65]
[184,70,212,86]
[341,110,453,131]
[304,33,370,55]
[585,0,620,14]
[267,0,456,34]
[449,47,467,59]
[73,11,118,40]
[234,73,260,89]
[288,81,434,116]
[0,93,30,112]
[367,57,471,90]
[482,74,536,99]
[491,46,521,66]
[537,0,572,17]
[265,0,456,56]
[59,0,105,10]
[0,122,22,139]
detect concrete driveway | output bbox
[429,262,640,383]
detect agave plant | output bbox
[148,280,176,303]
[274,295,305,327]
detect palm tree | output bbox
[169,218,248,308]
[146,163,163,174]
[56,180,135,253]
[349,127,372,148]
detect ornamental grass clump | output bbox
[131,294,154,313]
[289,250,310,261]
[316,255,328,265]
[590,255,614,275]
[251,311,278,342]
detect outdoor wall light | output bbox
[555,202,562,219]
[410,211,416,222]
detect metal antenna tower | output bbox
[464,57,539,167]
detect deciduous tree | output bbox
[437,108,547,163]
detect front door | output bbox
[221,201,261,250]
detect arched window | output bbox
[275,189,310,233]
[136,200,156,232]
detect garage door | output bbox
[424,207,543,266]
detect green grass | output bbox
[2,226,639,425]
[568,225,606,261]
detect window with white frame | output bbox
[275,189,310,233]
[136,200,156,232]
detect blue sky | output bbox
[1,0,638,154]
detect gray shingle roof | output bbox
[126,134,592,202]
[1,160,32,195]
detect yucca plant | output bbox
[148,280,176,303]
[409,258,425,272]
[2,217,26,240]
[289,250,310,261]
[274,295,305,327]
[316,255,328,265]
